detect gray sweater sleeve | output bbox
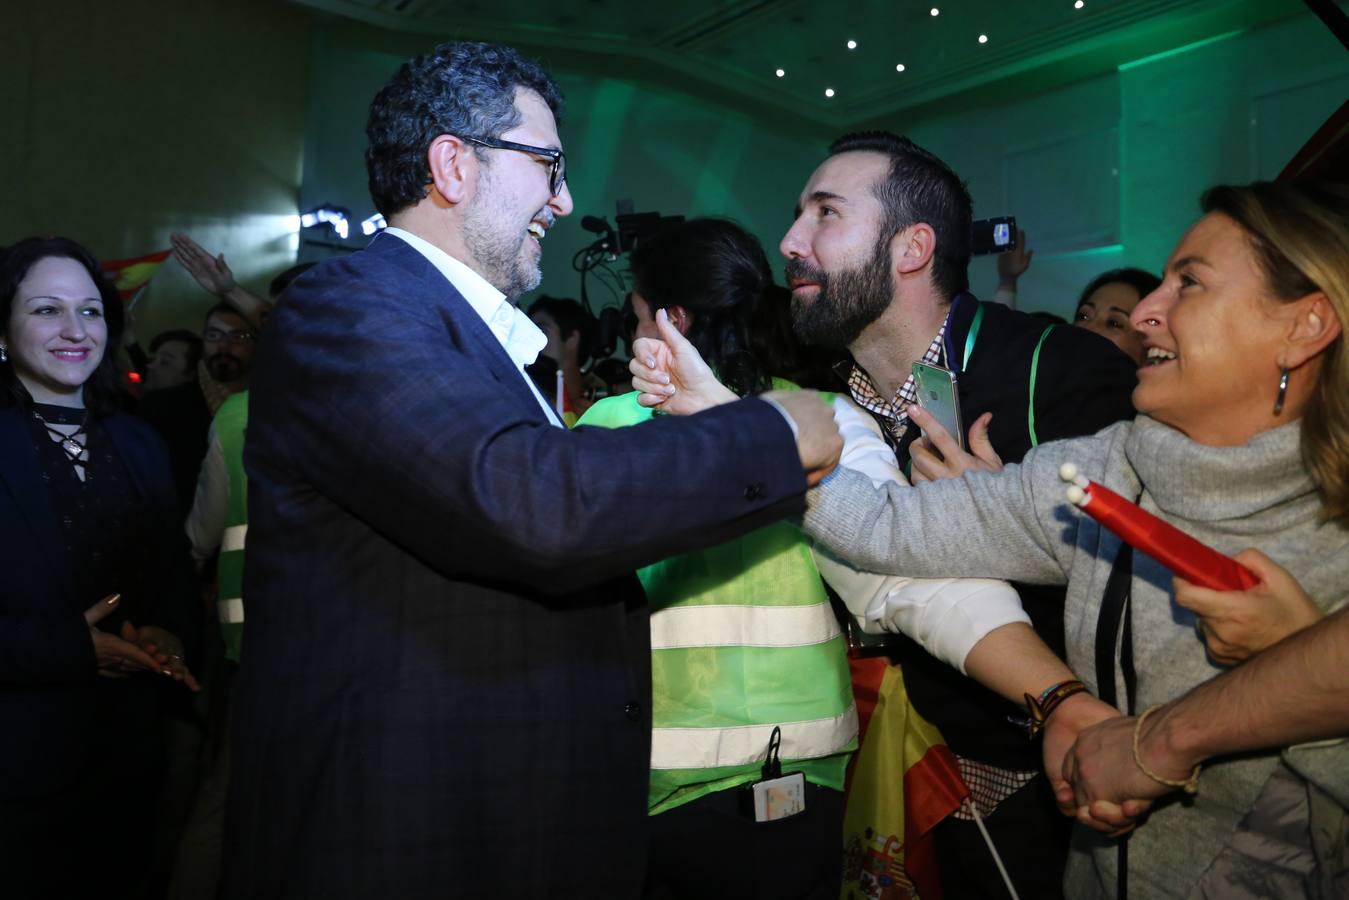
[801,433,1110,585]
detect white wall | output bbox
[906,12,1349,318]
[1,0,312,340]
[298,23,833,309]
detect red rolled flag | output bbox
[1060,463,1259,591]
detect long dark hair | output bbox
[629,218,791,397]
[0,236,127,416]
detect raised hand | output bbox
[1175,549,1322,667]
[997,228,1033,289]
[172,232,237,297]
[629,309,737,415]
[908,406,1003,483]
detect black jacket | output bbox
[224,234,808,900]
[878,295,1137,768]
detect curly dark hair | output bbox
[0,236,127,415]
[828,131,973,301]
[630,218,789,397]
[366,41,563,217]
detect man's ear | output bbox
[667,304,693,336]
[426,135,475,207]
[1282,292,1343,370]
[892,223,936,277]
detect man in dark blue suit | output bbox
[223,42,842,900]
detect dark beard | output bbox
[205,353,243,383]
[787,243,893,350]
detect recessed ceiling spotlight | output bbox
[895,63,906,72]
[775,68,785,77]
[847,39,857,50]
[825,88,836,98]
[1074,0,1085,7]
[930,7,939,16]
[978,34,988,44]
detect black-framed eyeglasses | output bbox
[461,135,567,196]
[203,327,255,346]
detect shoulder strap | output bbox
[1026,325,1055,447]
[1094,530,1141,900]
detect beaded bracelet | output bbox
[1132,706,1201,794]
[1022,679,1088,738]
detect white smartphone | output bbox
[911,362,965,451]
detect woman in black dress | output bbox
[0,237,201,899]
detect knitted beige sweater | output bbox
[803,416,1349,899]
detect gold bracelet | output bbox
[1132,706,1201,795]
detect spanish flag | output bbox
[101,249,171,304]
[842,659,969,900]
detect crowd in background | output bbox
[2,35,1346,900]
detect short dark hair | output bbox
[0,236,127,415]
[527,296,595,365]
[366,41,563,217]
[629,218,782,396]
[1077,267,1162,309]
[203,302,251,329]
[269,262,317,300]
[828,131,973,300]
[149,329,204,372]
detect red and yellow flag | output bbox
[101,249,171,304]
[842,658,969,900]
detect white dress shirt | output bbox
[818,397,1031,672]
[384,227,563,427]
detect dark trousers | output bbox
[644,781,844,900]
[931,774,1070,900]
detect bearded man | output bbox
[223,41,842,900]
[782,131,1138,898]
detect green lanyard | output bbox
[960,302,1054,449]
[1028,325,1055,447]
[961,304,985,371]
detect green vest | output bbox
[576,387,857,815]
[214,391,250,663]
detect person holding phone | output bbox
[766,131,1140,897]
[636,178,1349,899]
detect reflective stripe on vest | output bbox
[218,597,245,624]
[222,524,248,554]
[650,706,858,770]
[650,602,841,650]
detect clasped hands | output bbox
[630,308,842,485]
[1053,553,1319,835]
[85,594,201,692]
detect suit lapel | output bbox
[371,236,556,425]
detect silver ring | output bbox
[1144,318,1160,327]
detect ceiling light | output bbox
[1074,0,1084,7]
[930,7,939,16]
[775,68,785,77]
[300,205,350,240]
[978,34,988,44]
[895,63,906,72]
[361,213,387,237]
[847,40,857,50]
[825,88,835,98]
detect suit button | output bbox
[743,482,765,501]
[623,702,641,721]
